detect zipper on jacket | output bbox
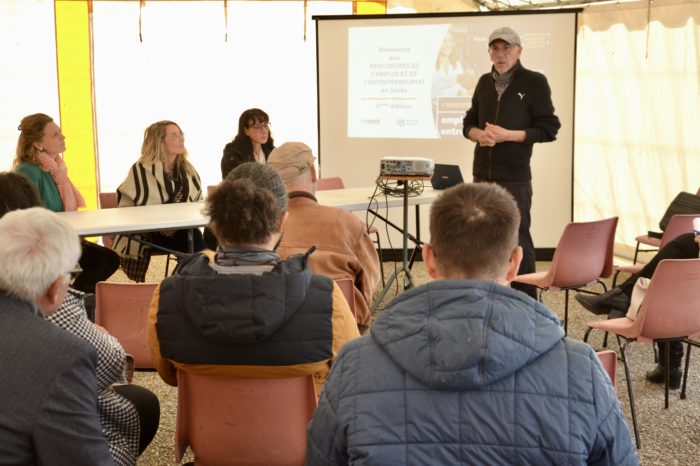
[487,95,502,181]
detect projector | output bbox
[380,157,435,177]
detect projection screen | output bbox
[315,11,578,252]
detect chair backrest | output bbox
[596,350,617,387]
[316,177,345,191]
[547,217,618,288]
[334,278,356,318]
[175,371,317,466]
[660,214,696,248]
[95,281,158,369]
[99,191,118,209]
[98,192,118,248]
[636,259,700,342]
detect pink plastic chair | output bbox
[98,192,118,249]
[95,281,157,369]
[512,217,618,334]
[596,350,617,387]
[334,278,356,319]
[613,214,697,287]
[584,258,700,448]
[175,371,317,466]
[316,176,385,287]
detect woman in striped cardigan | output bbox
[112,120,206,281]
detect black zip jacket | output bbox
[462,61,561,182]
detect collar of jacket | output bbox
[288,190,317,203]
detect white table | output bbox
[59,186,441,237]
[316,185,440,212]
[58,201,209,237]
[58,185,441,257]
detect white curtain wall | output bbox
[1,0,699,255]
[0,0,59,170]
[575,0,700,255]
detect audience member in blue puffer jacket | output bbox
[306,182,638,466]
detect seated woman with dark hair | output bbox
[112,120,206,281]
[205,108,276,250]
[13,113,120,294]
[0,171,161,466]
[221,108,274,178]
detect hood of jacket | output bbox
[165,251,314,345]
[370,279,564,391]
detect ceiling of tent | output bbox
[468,0,637,10]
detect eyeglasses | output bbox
[248,122,271,131]
[488,44,518,54]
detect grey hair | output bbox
[0,207,81,303]
[225,162,288,214]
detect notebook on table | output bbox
[430,164,464,190]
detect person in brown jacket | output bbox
[268,142,381,331]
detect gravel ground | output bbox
[127,257,700,465]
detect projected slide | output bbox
[348,24,473,139]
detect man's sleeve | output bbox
[462,78,483,138]
[587,352,640,466]
[148,283,178,386]
[306,347,352,466]
[524,73,561,144]
[34,345,115,465]
[352,223,381,313]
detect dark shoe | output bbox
[575,288,630,315]
[645,364,682,389]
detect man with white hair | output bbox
[268,142,380,331]
[0,207,115,465]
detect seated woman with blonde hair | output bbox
[112,120,206,281]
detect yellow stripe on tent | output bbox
[55,0,98,210]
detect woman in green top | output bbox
[14,113,119,295]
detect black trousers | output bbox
[475,177,536,298]
[73,240,121,294]
[619,232,698,365]
[620,232,698,296]
[113,384,161,455]
[149,228,206,254]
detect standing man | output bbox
[463,26,560,298]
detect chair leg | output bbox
[563,290,569,336]
[595,279,608,293]
[619,337,641,449]
[664,340,670,409]
[633,241,640,264]
[681,342,692,400]
[602,331,610,348]
[611,270,621,288]
[164,255,171,277]
[374,232,385,287]
[583,326,593,343]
